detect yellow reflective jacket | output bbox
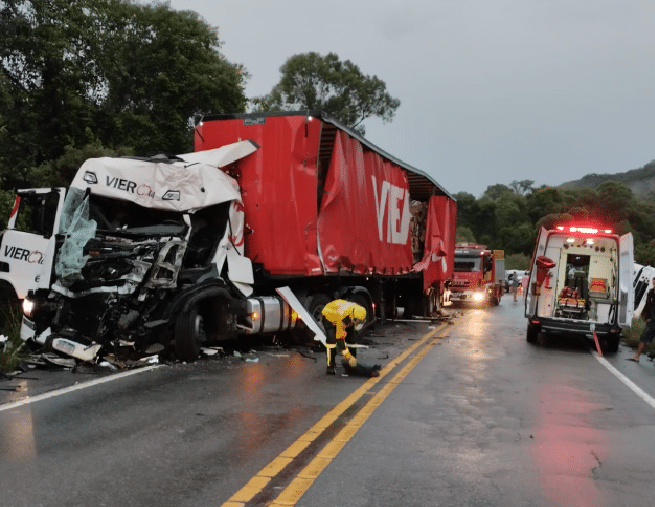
[322,299,362,340]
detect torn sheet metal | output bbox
[275,286,327,346]
[177,140,258,169]
[51,337,101,362]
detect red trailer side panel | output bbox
[196,116,322,275]
[421,195,457,290]
[317,131,413,274]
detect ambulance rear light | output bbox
[556,226,612,235]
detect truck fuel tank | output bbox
[242,296,297,334]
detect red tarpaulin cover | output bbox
[417,195,457,290]
[317,131,413,274]
[197,115,454,281]
[196,116,322,275]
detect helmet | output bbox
[353,306,366,323]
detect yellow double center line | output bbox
[222,322,450,507]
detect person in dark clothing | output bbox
[629,277,655,362]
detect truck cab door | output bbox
[618,232,634,328]
[0,188,66,299]
[525,227,548,318]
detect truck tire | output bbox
[175,304,205,362]
[294,293,331,343]
[307,293,331,325]
[175,298,234,362]
[526,322,540,344]
[345,293,373,324]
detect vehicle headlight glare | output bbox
[472,292,484,302]
[23,298,35,318]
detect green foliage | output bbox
[0,0,248,189]
[635,239,655,266]
[253,52,400,135]
[456,226,476,243]
[27,141,133,187]
[505,253,530,270]
[0,287,23,373]
[461,179,655,260]
[0,186,15,230]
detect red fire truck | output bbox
[450,243,505,306]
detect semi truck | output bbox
[524,224,634,352]
[449,243,505,305]
[10,111,457,363]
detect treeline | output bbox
[456,180,655,269]
[0,0,248,218]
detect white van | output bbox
[524,225,634,353]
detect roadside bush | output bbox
[0,301,24,373]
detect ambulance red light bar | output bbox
[555,226,612,234]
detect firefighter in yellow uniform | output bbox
[321,299,380,377]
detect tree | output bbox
[93,1,249,154]
[456,226,476,243]
[253,52,400,135]
[0,0,248,189]
[509,179,534,196]
[482,183,513,201]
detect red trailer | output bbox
[195,111,457,322]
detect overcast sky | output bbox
[167,0,655,198]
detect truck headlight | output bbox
[472,292,484,302]
[23,297,36,318]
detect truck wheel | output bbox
[175,304,206,362]
[526,322,539,344]
[307,293,331,325]
[295,293,331,343]
[175,298,234,362]
[346,293,373,324]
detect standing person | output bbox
[521,271,529,296]
[629,277,655,362]
[321,299,380,377]
[509,273,519,302]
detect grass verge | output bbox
[0,300,25,373]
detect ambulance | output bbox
[524,224,634,353]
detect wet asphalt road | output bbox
[1,299,655,507]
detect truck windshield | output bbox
[454,257,481,272]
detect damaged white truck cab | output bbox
[0,188,66,301]
[20,141,296,362]
[524,224,634,353]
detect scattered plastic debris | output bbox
[138,355,159,365]
[201,347,224,357]
[51,338,101,362]
[245,357,259,363]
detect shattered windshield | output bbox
[60,189,187,236]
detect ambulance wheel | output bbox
[602,335,620,354]
[526,322,539,344]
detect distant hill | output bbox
[560,159,655,196]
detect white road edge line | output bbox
[593,354,655,410]
[0,365,161,413]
